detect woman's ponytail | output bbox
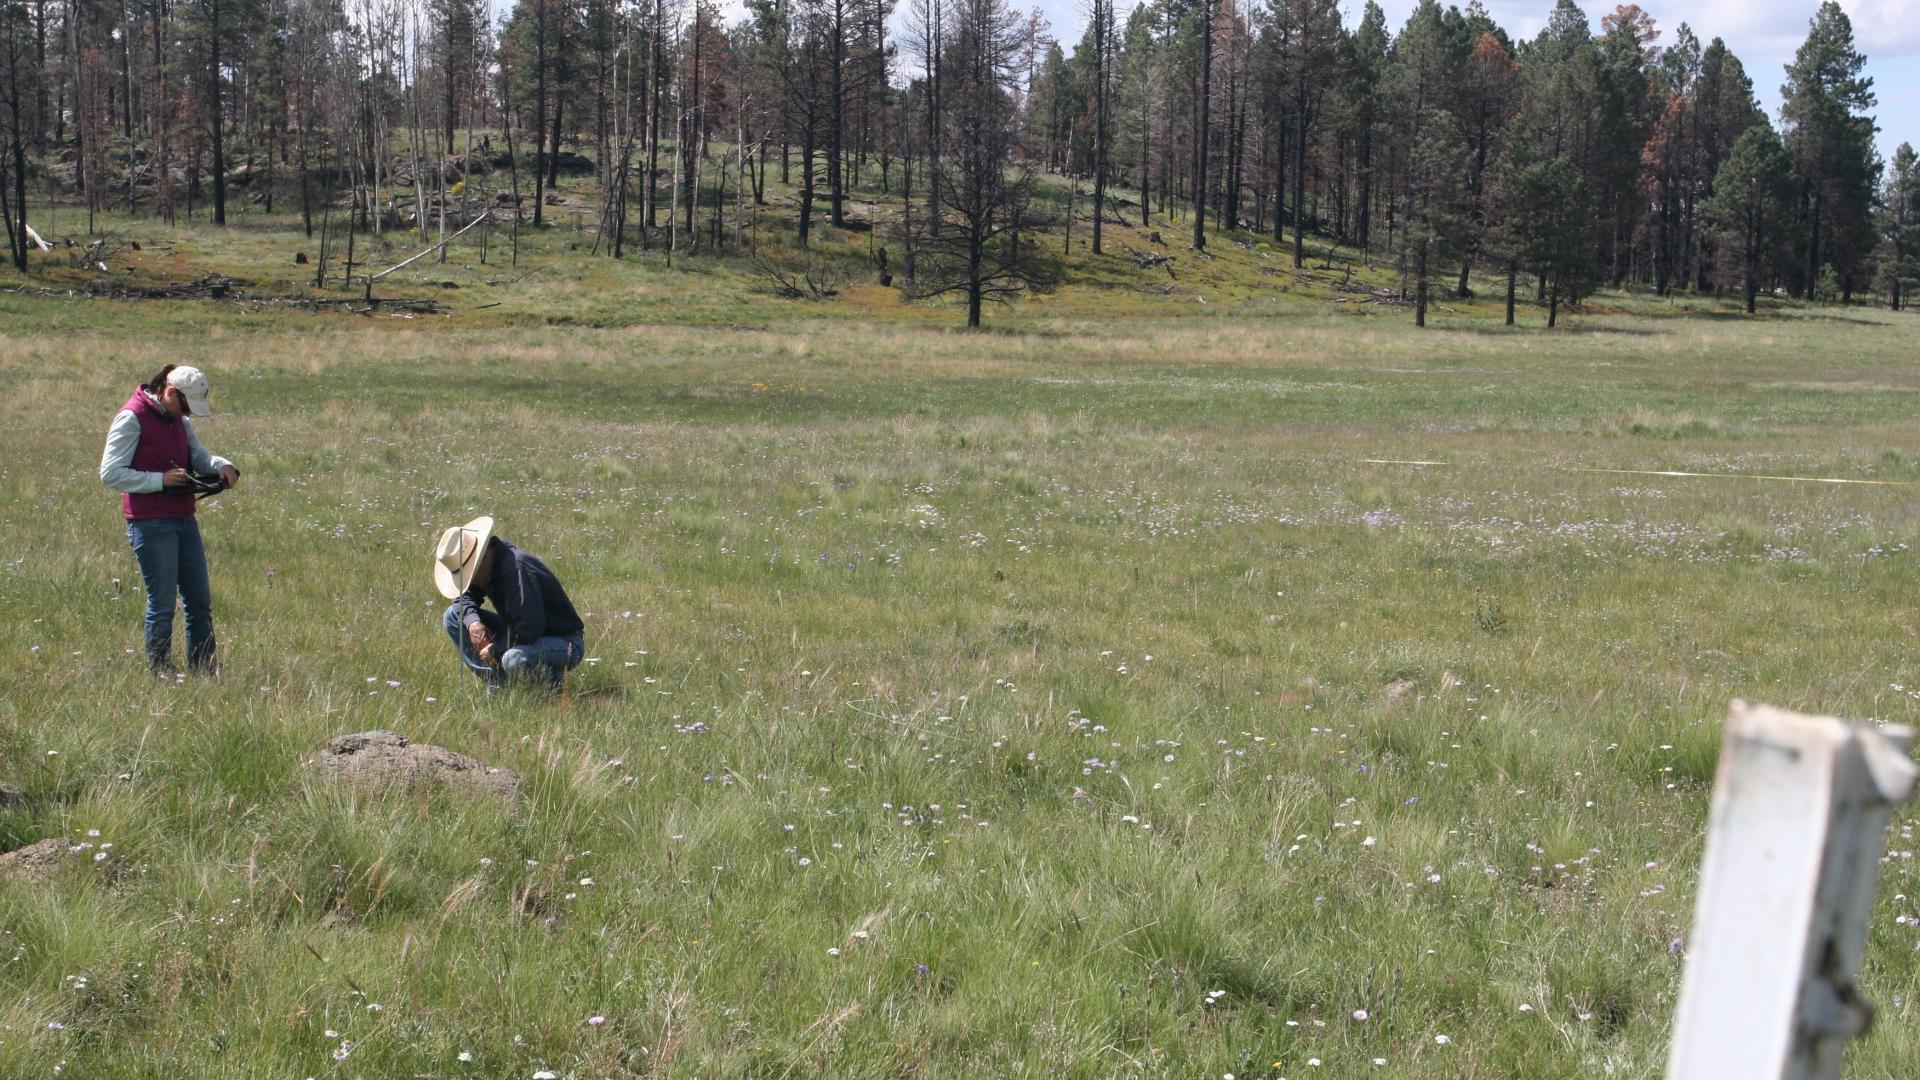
[144,364,178,395]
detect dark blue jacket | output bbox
[452,538,585,645]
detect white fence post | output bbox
[1668,701,1916,1080]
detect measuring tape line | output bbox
[1357,460,1917,487]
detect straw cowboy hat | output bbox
[433,516,495,599]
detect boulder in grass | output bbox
[0,782,26,809]
[0,839,68,882]
[304,730,520,800]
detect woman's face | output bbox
[162,387,188,419]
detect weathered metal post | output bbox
[1668,701,1916,1080]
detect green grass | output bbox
[2,167,1920,1076]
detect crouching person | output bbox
[433,516,584,690]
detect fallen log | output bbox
[1123,243,1176,272]
[295,295,443,313]
[4,277,444,315]
[362,214,487,300]
[128,274,254,299]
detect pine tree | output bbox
[1190,0,1212,249]
[1089,0,1111,253]
[1704,122,1797,313]
[1879,143,1917,310]
[1278,0,1337,268]
[176,0,266,224]
[429,0,481,156]
[1689,37,1761,291]
[1780,0,1875,300]
[1497,154,1596,326]
[1336,1,1385,254]
[1388,0,1457,322]
[1452,25,1515,296]
[0,0,35,268]
[503,0,579,227]
[1024,38,1068,171]
[1594,4,1656,288]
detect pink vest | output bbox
[120,390,197,521]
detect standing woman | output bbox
[99,365,241,675]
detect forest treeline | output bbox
[0,0,1916,325]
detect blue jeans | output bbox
[127,517,215,672]
[442,604,583,688]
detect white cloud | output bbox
[1839,0,1920,58]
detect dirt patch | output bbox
[304,730,520,800]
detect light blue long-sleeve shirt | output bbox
[99,392,235,494]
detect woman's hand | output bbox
[218,465,240,490]
[162,467,190,489]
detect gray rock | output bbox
[304,730,520,800]
[0,839,68,881]
[318,903,359,929]
[0,782,26,809]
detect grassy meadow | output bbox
[2,182,1920,1077]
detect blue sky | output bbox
[1006,0,1920,163]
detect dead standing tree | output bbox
[1085,0,1110,255]
[777,0,831,247]
[899,0,946,280]
[599,36,644,257]
[501,0,570,227]
[1189,0,1212,250]
[1,0,31,271]
[912,0,1049,327]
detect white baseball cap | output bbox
[167,366,213,417]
